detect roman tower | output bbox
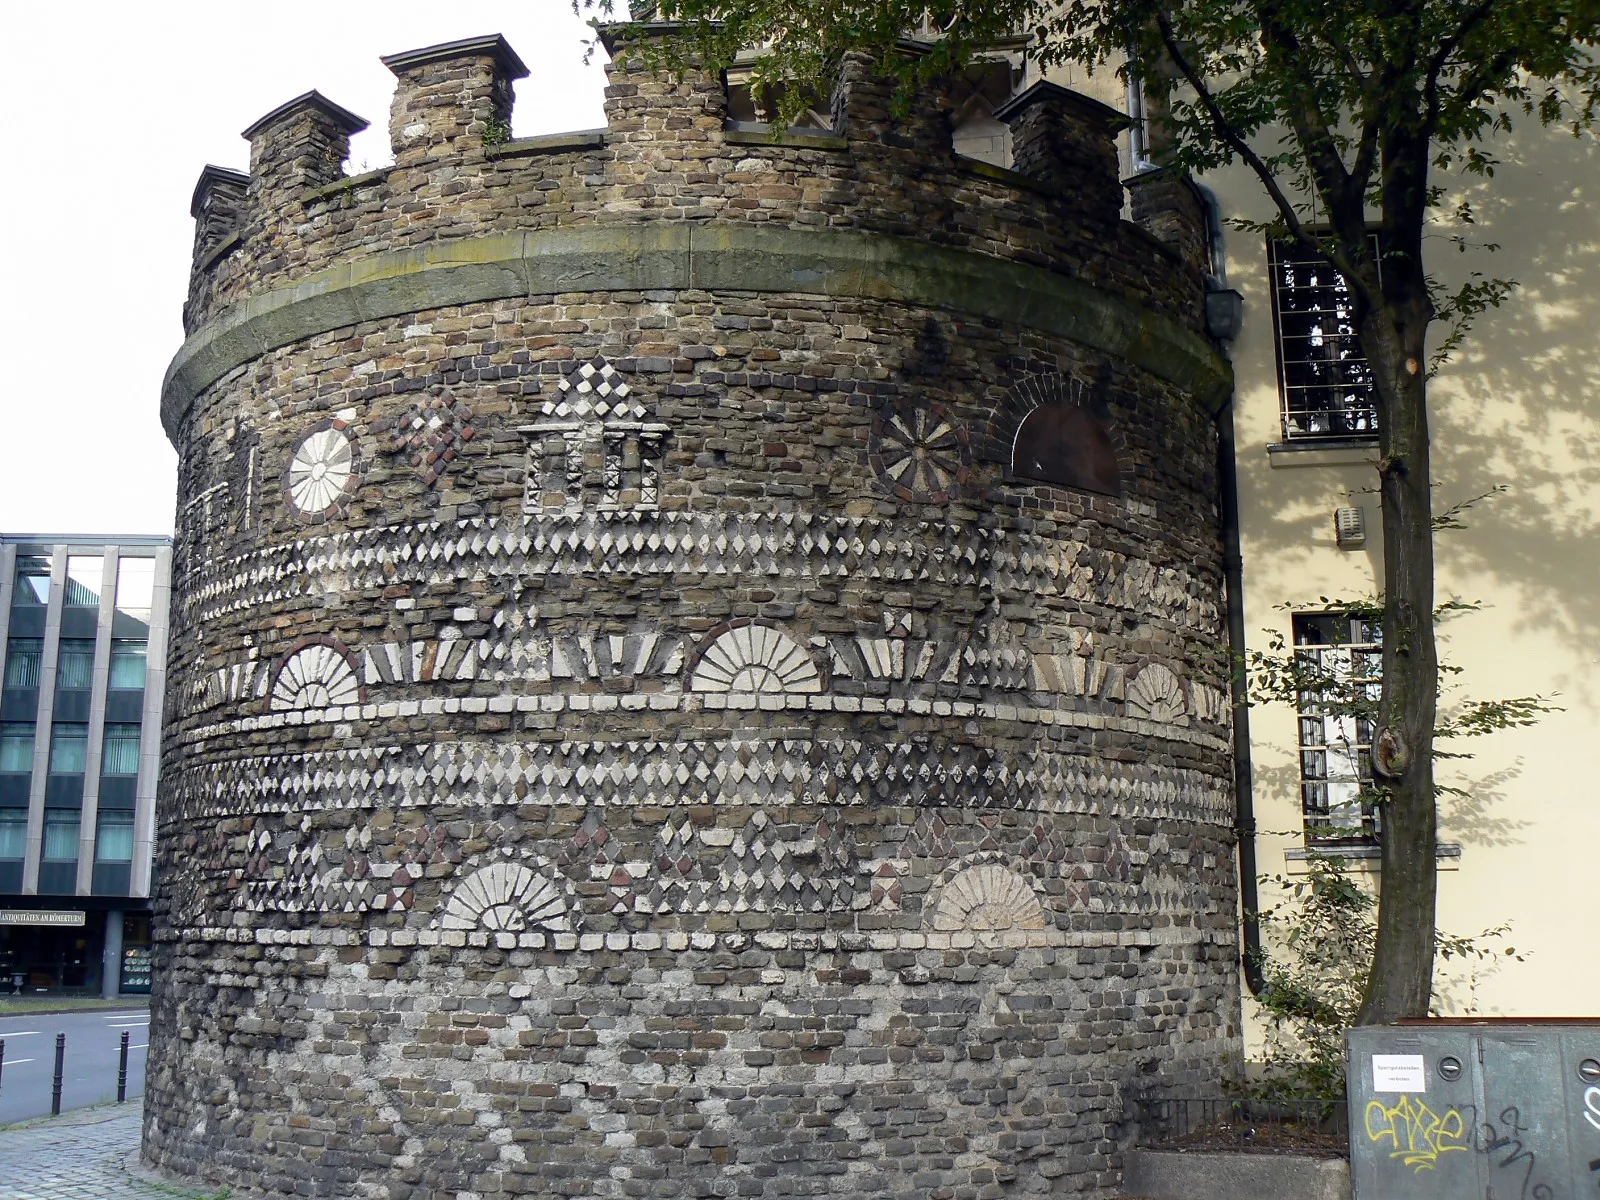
[149,30,1241,1198]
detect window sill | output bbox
[1267,440,1380,469]
[1284,843,1462,875]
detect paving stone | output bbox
[0,1103,209,1200]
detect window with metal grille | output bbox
[1293,612,1382,841]
[1268,238,1380,442]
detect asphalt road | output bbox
[0,1007,148,1124]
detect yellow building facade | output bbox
[1204,119,1600,1031]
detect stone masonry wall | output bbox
[147,31,1242,1200]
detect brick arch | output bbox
[979,367,1125,498]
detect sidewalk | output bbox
[0,1102,212,1200]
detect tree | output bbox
[585,0,1600,1022]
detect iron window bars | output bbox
[1292,612,1383,842]
[1268,237,1381,442]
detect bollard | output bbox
[0,1037,5,1092]
[117,1030,129,1103]
[50,1032,64,1116]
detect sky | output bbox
[0,2,614,538]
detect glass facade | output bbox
[101,724,141,776]
[0,725,34,773]
[4,639,42,689]
[48,724,88,775]
[95,810,135,862]
[12,558,51,606]
[114,557,156,619]
[0,811,25,859]
[41,810,79,861]
[109,641,147,690]
[63,557,103,608]
[0,538,168,994]
[55,640,95,690]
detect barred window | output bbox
[1269,238,1379,442]
[1293,612,1383,842]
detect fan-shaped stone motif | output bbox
[285,424,356,518]
[1126,663,1187,724]
[930,864,1047,931]
[269,641,361,711]
[689,623,822,694]
[440,861,570,932]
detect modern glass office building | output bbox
[0,535,170,995]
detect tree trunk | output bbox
[1356,300,1439,1025]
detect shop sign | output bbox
[0,910,86,927]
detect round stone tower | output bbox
[149,31,1242,1198]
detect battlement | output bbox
[179,30,1210,355]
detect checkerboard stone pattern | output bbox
[148,30,1242,1200]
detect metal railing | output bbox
[1137,1094,1351,1153]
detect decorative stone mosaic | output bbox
[394,395,474,486]
[687,621,823,694]
[869,398,971,502]
[268,637,361,710]
[283,419,358,520]
[150,39,1241,1200]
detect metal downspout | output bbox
[1191,180,1267,998]
[1218,391,1267,997]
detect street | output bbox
[0,1008,147,1125]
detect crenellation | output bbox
[996,81,1128,231]
[382,34,528,170]
[178,33,1206,345]
[149,28,1240,1200]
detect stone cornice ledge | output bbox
[161,225,1231,441]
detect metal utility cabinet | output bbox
[1347,1021,1600,1200]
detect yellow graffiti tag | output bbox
[1365,1096,1470,1172]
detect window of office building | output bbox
[3,639,42,689]
[63,557,103,608]
[55,640,95,691]
[108,641,147,690]
[101,724,141,776]
[12,558,51,606]
[0,725,34,773]
[0,810,25,860]
[1293,612,1383,841]
[41,809,79,861]
[48,724,88,776]
[1268,238,1380,442]
[115,557,156,621]
[95,809,135,863]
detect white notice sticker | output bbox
[1372,1054,1427,1093]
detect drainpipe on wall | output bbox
[1192,181,1268,998]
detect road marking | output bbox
[128,1044,148,1050]
[97,1012,148,1020]
[0,1031,41,1038]
[0,1057,35,1066]
[106,1022,148,1028]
